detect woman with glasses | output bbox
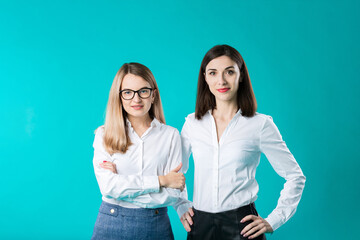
[91,62,192,240]
[179,45,306,239]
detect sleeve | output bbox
[180,117,192,174]
[93,128,160,200]
[120,128,192,218]
[259,116,306,232]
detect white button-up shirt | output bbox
[181,110,306,231]
[93,118,192,217]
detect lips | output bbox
[131,105,144,110]
[217,88,230,93]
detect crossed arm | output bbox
[100,160,185,192]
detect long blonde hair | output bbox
[103,62,165,154]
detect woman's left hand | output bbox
[99,161,117,174]
[240,215,273,239]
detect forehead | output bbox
[121,74,151,89]
[206,55,238,70]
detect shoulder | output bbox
[185,112,196,121]
[184,112,207,125]
[252,113,273,122]
[251,113,282,136]
[242,113,274,130]
[182,112,198,130]
[92,125,105,148]
[156,121,180,138]
[94,125,105,136]
[93,125,105,143]
[161,123,180,134]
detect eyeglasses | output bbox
[119,87,154,100]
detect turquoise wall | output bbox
[1,0,359,239]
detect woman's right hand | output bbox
[158,163,185,191]
[99,161,117,174]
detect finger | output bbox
[171,162,182,173]
[241,214,256,223]
[181,218,191,232]
[101,166,112,170]
[243,223,262,237]
[189,208,194,216]
[99,163,113,169]
[241,218,262,235]
[185,212,193,225]
[248,227,266,239]
[102,163,114,168]
[241,221,257,235]
[182,175,186,182]
[100,165,113,170]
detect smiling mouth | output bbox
[217,88,230,93]
[131,105,144,110]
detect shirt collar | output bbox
[151,118,161,128]
[206,108,242,118]
[126,117,161,133]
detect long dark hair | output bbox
[195,44,257,119]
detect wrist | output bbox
[158,176,167,187]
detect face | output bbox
[120,73,155,120]
[204,55,241,103]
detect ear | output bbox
[238,66,243,82]
[203,72,208,82]
[152,89,156,103]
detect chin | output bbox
[126,107,152,119]
[128,111,147,118]
[214,94,235,102]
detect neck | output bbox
[127,114,152,129]
[212,99,238,120]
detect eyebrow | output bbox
[120,87,151,91]
[207,66,235,72]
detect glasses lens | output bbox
[139,88,151,98]
[121,90,134,100]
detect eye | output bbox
[227,70,234,75]
[123,90,132,95]
[209,71,216,76]
[140,89,150,94]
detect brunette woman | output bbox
[180,45,306,240]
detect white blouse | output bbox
[93,118,192,217]
[181,110,306,231]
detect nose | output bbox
[218,72,227,85]
[132,92,142,102]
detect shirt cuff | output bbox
[176,202,193,218]
[265,213,284,232]
[142,176,160,193]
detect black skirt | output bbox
[187,203,267,240]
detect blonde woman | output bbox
[91,62,192,240]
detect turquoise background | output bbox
[1,0,359,239]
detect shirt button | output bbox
[155,210,159,214]
[110,209,115,214]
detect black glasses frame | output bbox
[119,87,154,100]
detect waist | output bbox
[100,200,168,217]
[193,202,256,216]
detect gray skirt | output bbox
[91,201,174,240]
